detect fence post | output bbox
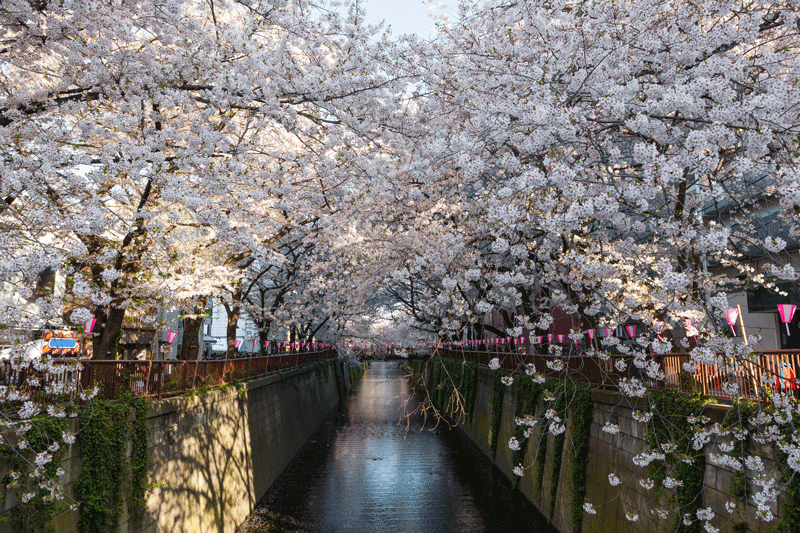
[155,362,163,400]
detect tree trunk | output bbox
[180,316,204,361]
[259,329,269,356]
[94,306,126,360]
[225,303,240,359]
[179,297,209,361]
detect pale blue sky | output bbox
[359,0,443,39]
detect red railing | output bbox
[437,348,800,401]
[1,350,337,402]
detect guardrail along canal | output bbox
[241,361,558,533]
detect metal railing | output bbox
[1,350,336,402]
[437,348,800,402]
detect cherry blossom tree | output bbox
[2,0,800,528]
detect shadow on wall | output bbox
[143,365,339,533]
[144,385,256,533]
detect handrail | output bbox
[0,350,338,401]
[436,348,800,402]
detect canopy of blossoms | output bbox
[1,0,799,529]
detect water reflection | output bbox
[246,361,558,533]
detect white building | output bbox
[203,297,260,355]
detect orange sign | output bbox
[42,331,80,357]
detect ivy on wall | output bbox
[646,388,707,533]
[312,360,331,381]
[348,363,365,386]
[334,360,345,398]
[776,404,800,533]
[428,357,478,423]
[76,394,150,533]
[511,375,542,489]
[548,383,567,518]
[568,383,593,533]
[427,358,594,533]
[6,415,68,533]
[129,397,149,528]
[489,368,505,461]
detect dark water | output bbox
[248,361,559,533]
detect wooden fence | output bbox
[1,350,336,402]
[438,348,800,401]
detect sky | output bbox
[358,0,444,39]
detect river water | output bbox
[242,361,559,533]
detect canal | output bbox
[240,361,559,533]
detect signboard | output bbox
[42,331,80,357]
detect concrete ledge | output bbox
[148,363,323,418]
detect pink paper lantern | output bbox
[625,325,636,338]
[557,334,565,344]
[725,308,739,336]
[234,340,241,349]
[85,318,97,334]
[778,304,797,335]
[586,329,595,340]
[603,328,615,337]
[166,331,177,343]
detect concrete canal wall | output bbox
[1,360,347,533]
[140,362,344,533]
[425,361,782,533]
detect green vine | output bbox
[347,362,364,386]
[6,415,68,533]
[428,358,478,423]
[535,411,549,492]
[76,394,150,533]
[404,361,424,392]
[312,360,331,381]
[510,375,542,489]
[723,400,756,509]
[334,361,345,398]
[548,384,567,518]
[568,383,593,533]
[776,401,800,533]
[129,397,150,529]
[646,388,708,533]
[489,367,505,461]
